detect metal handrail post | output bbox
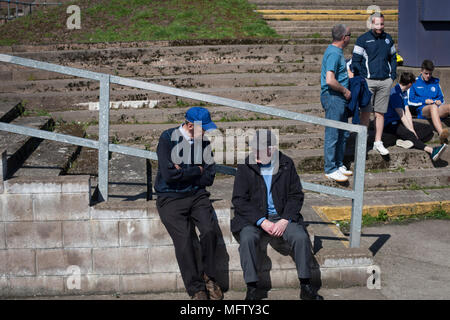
[349,125,367,247]
[98,75,110,202]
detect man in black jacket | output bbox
[231,130,322,300]
[155,106,223,300]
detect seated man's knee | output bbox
[239,227,260,246]
[290,228,309,246]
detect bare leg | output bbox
[374,112,385,142]
[421,104,444,135]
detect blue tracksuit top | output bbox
[352,30,397,80]
[407,75,445,107]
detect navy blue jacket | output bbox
[154,127,216,198]
[348,76,372,124]
[352,30,397,80]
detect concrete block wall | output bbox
[0,170,373,297]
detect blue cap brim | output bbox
[202,121,217,131]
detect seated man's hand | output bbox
[435,100,442,106]
[260,219,275,235]
[425,99,435,105]
[271,219,289,237]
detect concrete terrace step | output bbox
[301,168,450,191]
[0,61,323,82]
[0,99,22,123]
[13,123,84,178]
[2,43,351,73]
[0,84,323,110]
[249,0,398,10]
[49,103,325,125]
[85,119,323,140]
[286,144,450,173]
[0,72,320,93]
[0,115,53,178]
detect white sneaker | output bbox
[396,139,414,149]
[373,141,389,155]
[325,170,348,182]
[339,165,353,176]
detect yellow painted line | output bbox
[313,201,450,222]
[257,9,398,15]
[262,14,398,21]
[314,204,350,248]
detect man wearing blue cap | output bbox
[154,106,223,300]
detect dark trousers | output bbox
[384,121,434,151]
[238,220,312,284]
[156,191,218,296]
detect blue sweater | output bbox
[407,75,445,107]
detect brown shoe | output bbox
[439,129,449,144]
[203,274,224,300]
[191,290,208,300]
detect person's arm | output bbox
[389,41,397,80]
[156,131,202,184]
[395,107,418,138]
[326,71,351,100]
[407,85,425,107]
[435,82,445,105]
[231,165,267,227]
[193,140,216,187]
[352,37,365,77]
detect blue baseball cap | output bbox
[185,107,217,131]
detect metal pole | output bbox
[97,75,110,202]
[349,126,367,248]
[146,159,152,201]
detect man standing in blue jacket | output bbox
[154,107,223,300]
[352,12,397,156]
[407,59,449,144]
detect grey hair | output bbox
[332,24,347,42]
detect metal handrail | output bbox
[0,0,62,22]
[0,53,367,248]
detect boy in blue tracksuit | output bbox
[352,13,397,156]
[407,60,449,143]
[384,72,447,161]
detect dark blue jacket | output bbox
[154,127,216,198]
[352,30,397,80]
[348,76,372,124]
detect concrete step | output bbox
[49,103,325,125]
[249,0,398,10]
[0,99,22,123]
[287,143,450,173]
[267,20,398,28]
[13,122,85,177]
[0,72,320,93]
[84,119,324,141]
[0,60,323,82]
[0,115,53,178]
[301,168,450,191]
[0,84,323,110]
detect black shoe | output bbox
[245,286,259,300]
[300,284,324,300]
